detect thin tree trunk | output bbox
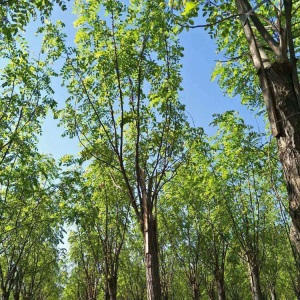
[207,283,216,300]
[140,169,161,300]
[143,213,161,300]
[161,277,169,300]
[215,271,226,300]
[2,291,10,300]
[212,241,227,300]
[248,260,263,300]
[192,284,200,300]
[13,292,20,300]
[13,287,21,300]
[270,286,276,300]
[108,276,117,300]
[162,293,169,300]
[105,284,110,300]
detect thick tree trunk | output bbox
[265,62,300,252]
[143,213,161,300]
[247,258,263,300]
[235,0,300,256]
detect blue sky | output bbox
[35,1,266,160]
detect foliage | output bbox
[0,0,299,299]
[0,0,68,38]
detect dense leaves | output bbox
[1,0,300,300]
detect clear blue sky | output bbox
[34,1,266,160]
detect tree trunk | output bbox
[247,259,263,300]
[192,284,200,300]
[143,213,161,300]
[265,63,300,252]
[215,270,226,300]
[235,0,300,256]
[270,286,276,300]
[108,276,117,300]
[162,293,169,300]
[2,291,10,300]
[13,293,20,300]
[140,169,161,300]
[207,283,216,300]
[161,280,169,300]
[105,284,110,300]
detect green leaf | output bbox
[182,1,198,16]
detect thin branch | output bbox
[178,13,242,29]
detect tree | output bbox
[62,162,130,300]
[46,0,190,298]
[0,0,68,168]
[159,111,296,299]
[209,112,296,299]
[65,228,103,300]
[0,152,63,300]
[118,227,147,300]
[160,128,229,300]
[0,0,68,38]
[210,112,278,300]
[181,0,300,254]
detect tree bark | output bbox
[266,63,300,253]
[108,276,117,300]
[215,270,226,300]
[247,258,263,300]
[2,291,10,300]
[270,286,277,300]
[235,0,300,254]
[143,213,161,300]
[192,284,201,300]
[207,283,216,300]
[105,288,110,300]
[140,169,162,300]
[213,244,227,300]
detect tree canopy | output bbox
[0,0,299,299]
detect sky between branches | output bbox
[32,1,266,160]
